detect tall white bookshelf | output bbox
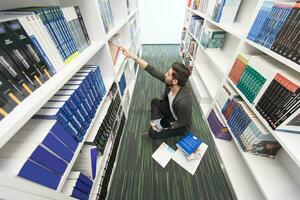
[0,0,141,199]
[181,0,300,200]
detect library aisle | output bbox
[107,44,235,200]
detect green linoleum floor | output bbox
[107,44,235,200]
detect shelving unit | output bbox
[0,0,141,199]
[182,0,300,199]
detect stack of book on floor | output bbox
[248,1,300,64]
[176,132,207,160]
[62,171,93,200]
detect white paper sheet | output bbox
[172,143,208,175]
[152,142,175,168]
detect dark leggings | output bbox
[149,98,186,139]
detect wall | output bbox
[139,0,186,44]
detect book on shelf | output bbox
[0,21,45,87]
[212,0,241,23]
[98,0,114,33]
[222,97,281,157]
[0,118,82,189]
[215,82,238,109]
[191,0,209,14]
[108,34,123,65]
[248,1,300,65]
[118,72,127,96]
[62,171,93,200]
[228,54,250,85]
[73,145,98,180]
[61,7,90,52]
[200,24,226,49]
[207,108,232,141]
[189,15,204,41]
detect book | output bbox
[228,54,250,84]
[176,132,202,156]
[186,142,208,160]
[207,109,232,141]
[151,142,175,168]
[200,24,226,49]
[213,0,242,23]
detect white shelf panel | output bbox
[227,78,300,168]
[106,8,138,41]
[106,20,127,40]
[214,105,300,200]
[0,41,105,149]
[200,103,210,116]
[206,119,264,200]
[190,9,243,39]
[185,26,230,75]
[245,39,300,73]
[198,45,231,75]
[190,72,210,102]
[196,64,220,98]
[57,89,111,191]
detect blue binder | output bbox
[50,121,79,152]
[18,160,61,190]
[30,145,68,176]
[71,188,89,200]
[42,133,74,163]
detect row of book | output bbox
[118,72,127,96]
[186,17,226,49]
[188,0,210,14]
[96,113,126,199]
[62,171,93,200]
[222,97,281,157]
[86,83,121,154]
[98,0,114,34]
[228,54,300,130]
[212,0,241,23]
[34,66,106,142]
[0,118,80,190]
[189,15,204,42]
[0,6,91,122]
[200,24,226,49]
[248,1,300,65]
[183,33,198,59]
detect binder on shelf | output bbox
[5,19,53,79]
[73,145,98,180]
[0,22,44,87]
[0,71,24,109]
[67,171,93,187]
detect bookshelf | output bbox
[0,0,141,199]
[182,0,300,199]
